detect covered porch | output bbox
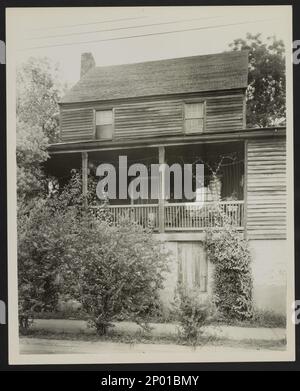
[46,141,245,232]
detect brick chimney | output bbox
[80,52,95,78]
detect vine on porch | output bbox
[203,155,253,321]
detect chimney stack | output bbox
[80,52,95,78]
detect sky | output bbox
[7,6,292,88]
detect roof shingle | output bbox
[61,50,249,104]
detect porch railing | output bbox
[94,201,244,231]
[105,204,159,230]
[164,201,244,231]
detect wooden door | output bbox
[177,242,207,292]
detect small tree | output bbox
[174,285,211,345]
[65,213,169,335]
[17,57,67,142]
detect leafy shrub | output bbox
[18,172,170,335]
[16,120,49,202]
[17,171,95,333]
[174,286,211,344]
[17,197,78,333]
[65,213,169,335]
[206,216,253,321]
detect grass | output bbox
[35,308,287,328]
[21,305,287,351]
[21,327,211,346]
[209,310,286,329]
[20,328,286,351]
[33,309,90,321]
[251,310,286,328]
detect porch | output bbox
[46,141,245,232]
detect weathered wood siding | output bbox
[60,109,94,142]
[246,138,286,240]
[177,242,208,292]
[206,95,244,132]
[114,100,183,138]
[59,91,245,142]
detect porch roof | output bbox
[61,51,249,104]
[48,127,286,155]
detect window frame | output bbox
[183,100,206,135]
[94,107,115,140]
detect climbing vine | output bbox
[206,216,253,321]
[204,155,253,321]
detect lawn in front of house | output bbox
[20,318,287,352]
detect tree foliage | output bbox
[16,120,49,201]
[206,217,253,321]
[18,174,169,335]
[64,214,169,335]
[174,286,211,345]
[17,57,66,142]
[230,33,286,127]
[17,197,78,332]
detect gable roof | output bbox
[61,50,249,104]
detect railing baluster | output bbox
[91,201,244,231]
[179,205,181,229]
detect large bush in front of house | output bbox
[17,172,95,333]
[18,171,169,335]
[66,213,169,336]
[206,217,253,321]
[17,197,78,333]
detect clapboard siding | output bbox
[246,138,287,240]
[206,95,244,132]
[60,109,94,142]
[114,100,183,138]
[60,91,245,141]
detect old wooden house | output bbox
[47,51,287,314]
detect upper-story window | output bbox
[184,102,205,134]
[96,109,113,140]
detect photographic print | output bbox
[6,5,295,365]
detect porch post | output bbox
[158,146,165,233]
[244,140,248,239]
[82,151,88,207]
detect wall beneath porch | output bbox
[155,234,287,317]
[249,239,287,315]
[154,234,214,310]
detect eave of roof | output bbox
[48,127,286,154]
